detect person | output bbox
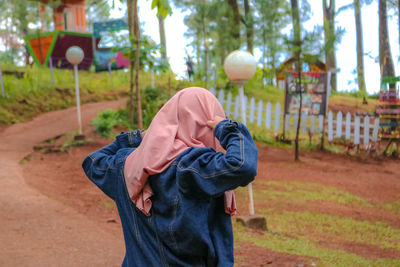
[82,87,258,266]
[186,56,194,80]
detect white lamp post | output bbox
[66,46,84,135]
[224,50,257,216]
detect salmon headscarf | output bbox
[124,87,236,216]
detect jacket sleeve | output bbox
[82,130,143,199]
[175,120,258,199]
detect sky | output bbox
[107,0,399,95]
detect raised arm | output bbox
[175,119,258,199]
[82,130,143,199]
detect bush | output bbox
[92,109,130,138]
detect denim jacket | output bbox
[82,120,258,267]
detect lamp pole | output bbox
[66,46,84,135]
[224,50,257,216]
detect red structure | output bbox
[25,0,93,70]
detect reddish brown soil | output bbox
[1,100,399,266]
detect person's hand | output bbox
[141,130,146,138]
[206,116,225,130]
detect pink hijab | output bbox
[124,87,236,216]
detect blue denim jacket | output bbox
[82,120,258,267]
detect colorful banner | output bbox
[284,72,328,115]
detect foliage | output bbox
[91,85,169,136]
[141,85,169,127]
[92,109,132,138]
[114,34,170,73]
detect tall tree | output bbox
[243,0,254,54]
[226,0,241,50]
[158,15,167,60]
[254,0,290,86]
[379,0,395,90]
[354,0,366,92]
[290,0,302,161]
[322,0,337,91]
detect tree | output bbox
[354,0,366,92]
[125,0,171,127]
[338,0,373,92]
[243,0,254,54]
[290,0,302,161]
[226,0,241,50]
[158,15,167,60]
[322,0,337,91]
[254,0,290,86]
[379,0,395,90]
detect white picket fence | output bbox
[210,88,380,146]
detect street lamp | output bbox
[224,50,257,215]
[66,46,84,135]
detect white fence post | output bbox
[328,111,333,141]
[336,111,343,138]
[345,112,351,140]
[257,100,263,126]
[293,114,299,132]
[372,118,379,141]
[354,116,360,145]
[234,95,239,120]
[363,116,370,146]
[210,87,216,95]
[310,115,315,134]
[274,102,281,131]
[266,102,272,129]
[250,97,255,123]
[218,90,224,106]
[301,114,307,133]
[244,95,248,121]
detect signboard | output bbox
[284,72,328,115]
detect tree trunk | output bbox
[127,0,135,122]
[196,30,201,79]
[227,0,241,50]
[398,0,400,58]
[379,0,395,91]
[323,0,337,91]
[158,15,167,61]
[133,0,143,128]
[244,0,254,54]
[291,0,302,161]
[354,0,366,92]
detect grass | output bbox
[254,180,374,208]
[0,66,191,125]
[234,223,400,267]
[233,178,400,265]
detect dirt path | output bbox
[0,100,125,267]
[2,99,399,266]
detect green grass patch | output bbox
[260,210,400,251]
[254,180,374,208]
[381,201,400,214]
[234,223,400,266]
